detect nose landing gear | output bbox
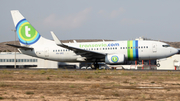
[156,61,160,67]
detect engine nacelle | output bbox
[105,54,125,64]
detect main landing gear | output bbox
[92,62,99,69]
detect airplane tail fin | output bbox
[11,10,41,46]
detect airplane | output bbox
[7,10,178,69]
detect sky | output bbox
[1,0,180,42]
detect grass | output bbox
[62,75,73,78]
[103,75,112,79]
[0,70,179,100]
[47,77,50,80]
[25,91,34,95]
[112,92,120,97]
[85,75,93,79]
[0,82,8,87]
[69,85,75,88]
[0,97,3,100]
[90,83,100,88]
[131,76,136,79]
[2,70,12,74]
[123,80,129,83]
[151,81,155,84]
[40,70,46,74]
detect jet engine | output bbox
[105,54,125,64]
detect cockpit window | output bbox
[162,45,170,47]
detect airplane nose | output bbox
[170,48,178,54]
[173,48,178,54]
[176,49,179,54]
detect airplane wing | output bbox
[50,31,106,60]
[6,44,33,50]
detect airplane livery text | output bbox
[79,43,119,48]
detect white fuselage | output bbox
[18,37,178,63]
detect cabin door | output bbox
[44,48,49,57]
[152,44,157,53]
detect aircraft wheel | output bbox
[94,64,99,69]
[156,63,160,67]
[91,63,99,69]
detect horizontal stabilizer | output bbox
[6,44,33,50]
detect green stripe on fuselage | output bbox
[127,40,133,60]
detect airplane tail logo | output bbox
[16,19,41,45]
[11,10,41,45]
